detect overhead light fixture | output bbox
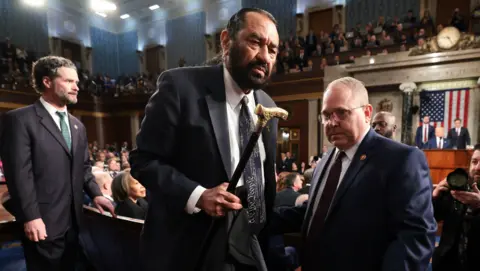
[149,4,160,10]
[91,0,117,12]
[23,0,45,7]
[120,14,130,19]
[96,12,107,18]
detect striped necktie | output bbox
[56,111,71,151]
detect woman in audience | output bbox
[111,169,148,219]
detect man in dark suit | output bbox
[0,56,115,270]
[447,118,471,149]
[427,127,451,150]
[275,172,302,207]
[415,115,435,149]
[271,77,437,271]
[432,144,480,271]
[129,8,280,271]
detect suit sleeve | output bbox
[446,129,452,140]
[381,148,437,271]
[414,127,421,148]
[0,113,40,223]
[268,203,306,235]
[82,128,101,199]
[129,72,200,214]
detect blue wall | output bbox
[242,0,297,39]
[117,31,139,76]
[0,0,49,54]
[90,27,119,77]
[166,12,206,69]
[345,0,420,30]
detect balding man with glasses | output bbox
[270,77,436,271]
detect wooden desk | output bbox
[423,150,473,184]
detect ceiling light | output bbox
[91,0,117,12]
[96,12,107,18]
[23,0,45,7]
[120,14,130,19]
[149,4,160,10]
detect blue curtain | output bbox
[345,0,420,30]
[0,0,49,55]
[117,31,139,76]
[242,0,296,39]
[90,27,119,78]
[166,12,206,69]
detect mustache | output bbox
[247,61,269,74]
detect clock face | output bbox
[436,26,461,50]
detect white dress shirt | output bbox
[39,97,71,140]
[185,67,267,214]
[308,128,369,232]
[436,137,444,149]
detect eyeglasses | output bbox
[320,105,365,123]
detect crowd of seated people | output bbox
[85,140,148,220]
[275,7,472,74]
[78,70,160,98]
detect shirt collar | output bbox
[40,96,68,115]
[223,66,253,109]
[336,127,370,161]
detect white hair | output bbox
[325,77,369,105]
[93,171,112,187]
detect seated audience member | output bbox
[432,144,480,271]
[111,169,148,219]
[107,157,120,177]
[275,172,303,207]
[427,127,451,149]
[299,167,314,194]
[93,172,114,203]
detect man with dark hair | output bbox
[415,115,435,149]
[372,111,397,139]
[130,7,280,271]
[0,56,114,270]
[432,143,480,270]
[447,118,471,149]
[275,172,302,207]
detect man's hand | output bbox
[197,182,243,217]
[93,196,117,218]
[24,218,47,242]
[433,178,449,199]
[451,183,480,209]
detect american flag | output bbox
[419,89,470,132]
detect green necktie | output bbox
[56,111,71,151]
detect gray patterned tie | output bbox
[238,96,266,225]
[56,111,71,151]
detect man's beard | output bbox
[382,130,393,139]
[228,42,271,91]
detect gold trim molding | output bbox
[272,92,322,102]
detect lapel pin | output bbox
[360,154,367,161]
[74,125,78,130]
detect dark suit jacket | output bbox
[426,137,451,150]
[447,127,471,150]
[272,129,437,271]
[115,198,148,220]
[0,100,101,240]
[415,125,435,149]
[129,65,278,271]
[274,187,300,207]
[432,191,480,271]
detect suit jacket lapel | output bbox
[34,101,72,157]
[328,129,378,217]
[205,66,232,179]
[69,114,79,158]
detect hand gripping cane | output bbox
[195,104,288,270]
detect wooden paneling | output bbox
[277,100,309,164]
[309,8,333,34]
[61,39,82,66]
[424,150,473,184]
[102,116,132,146]
[82,116,98,143]
[436,0,470,28]
[146,46,162,75]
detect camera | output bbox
[446,168,470,191]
